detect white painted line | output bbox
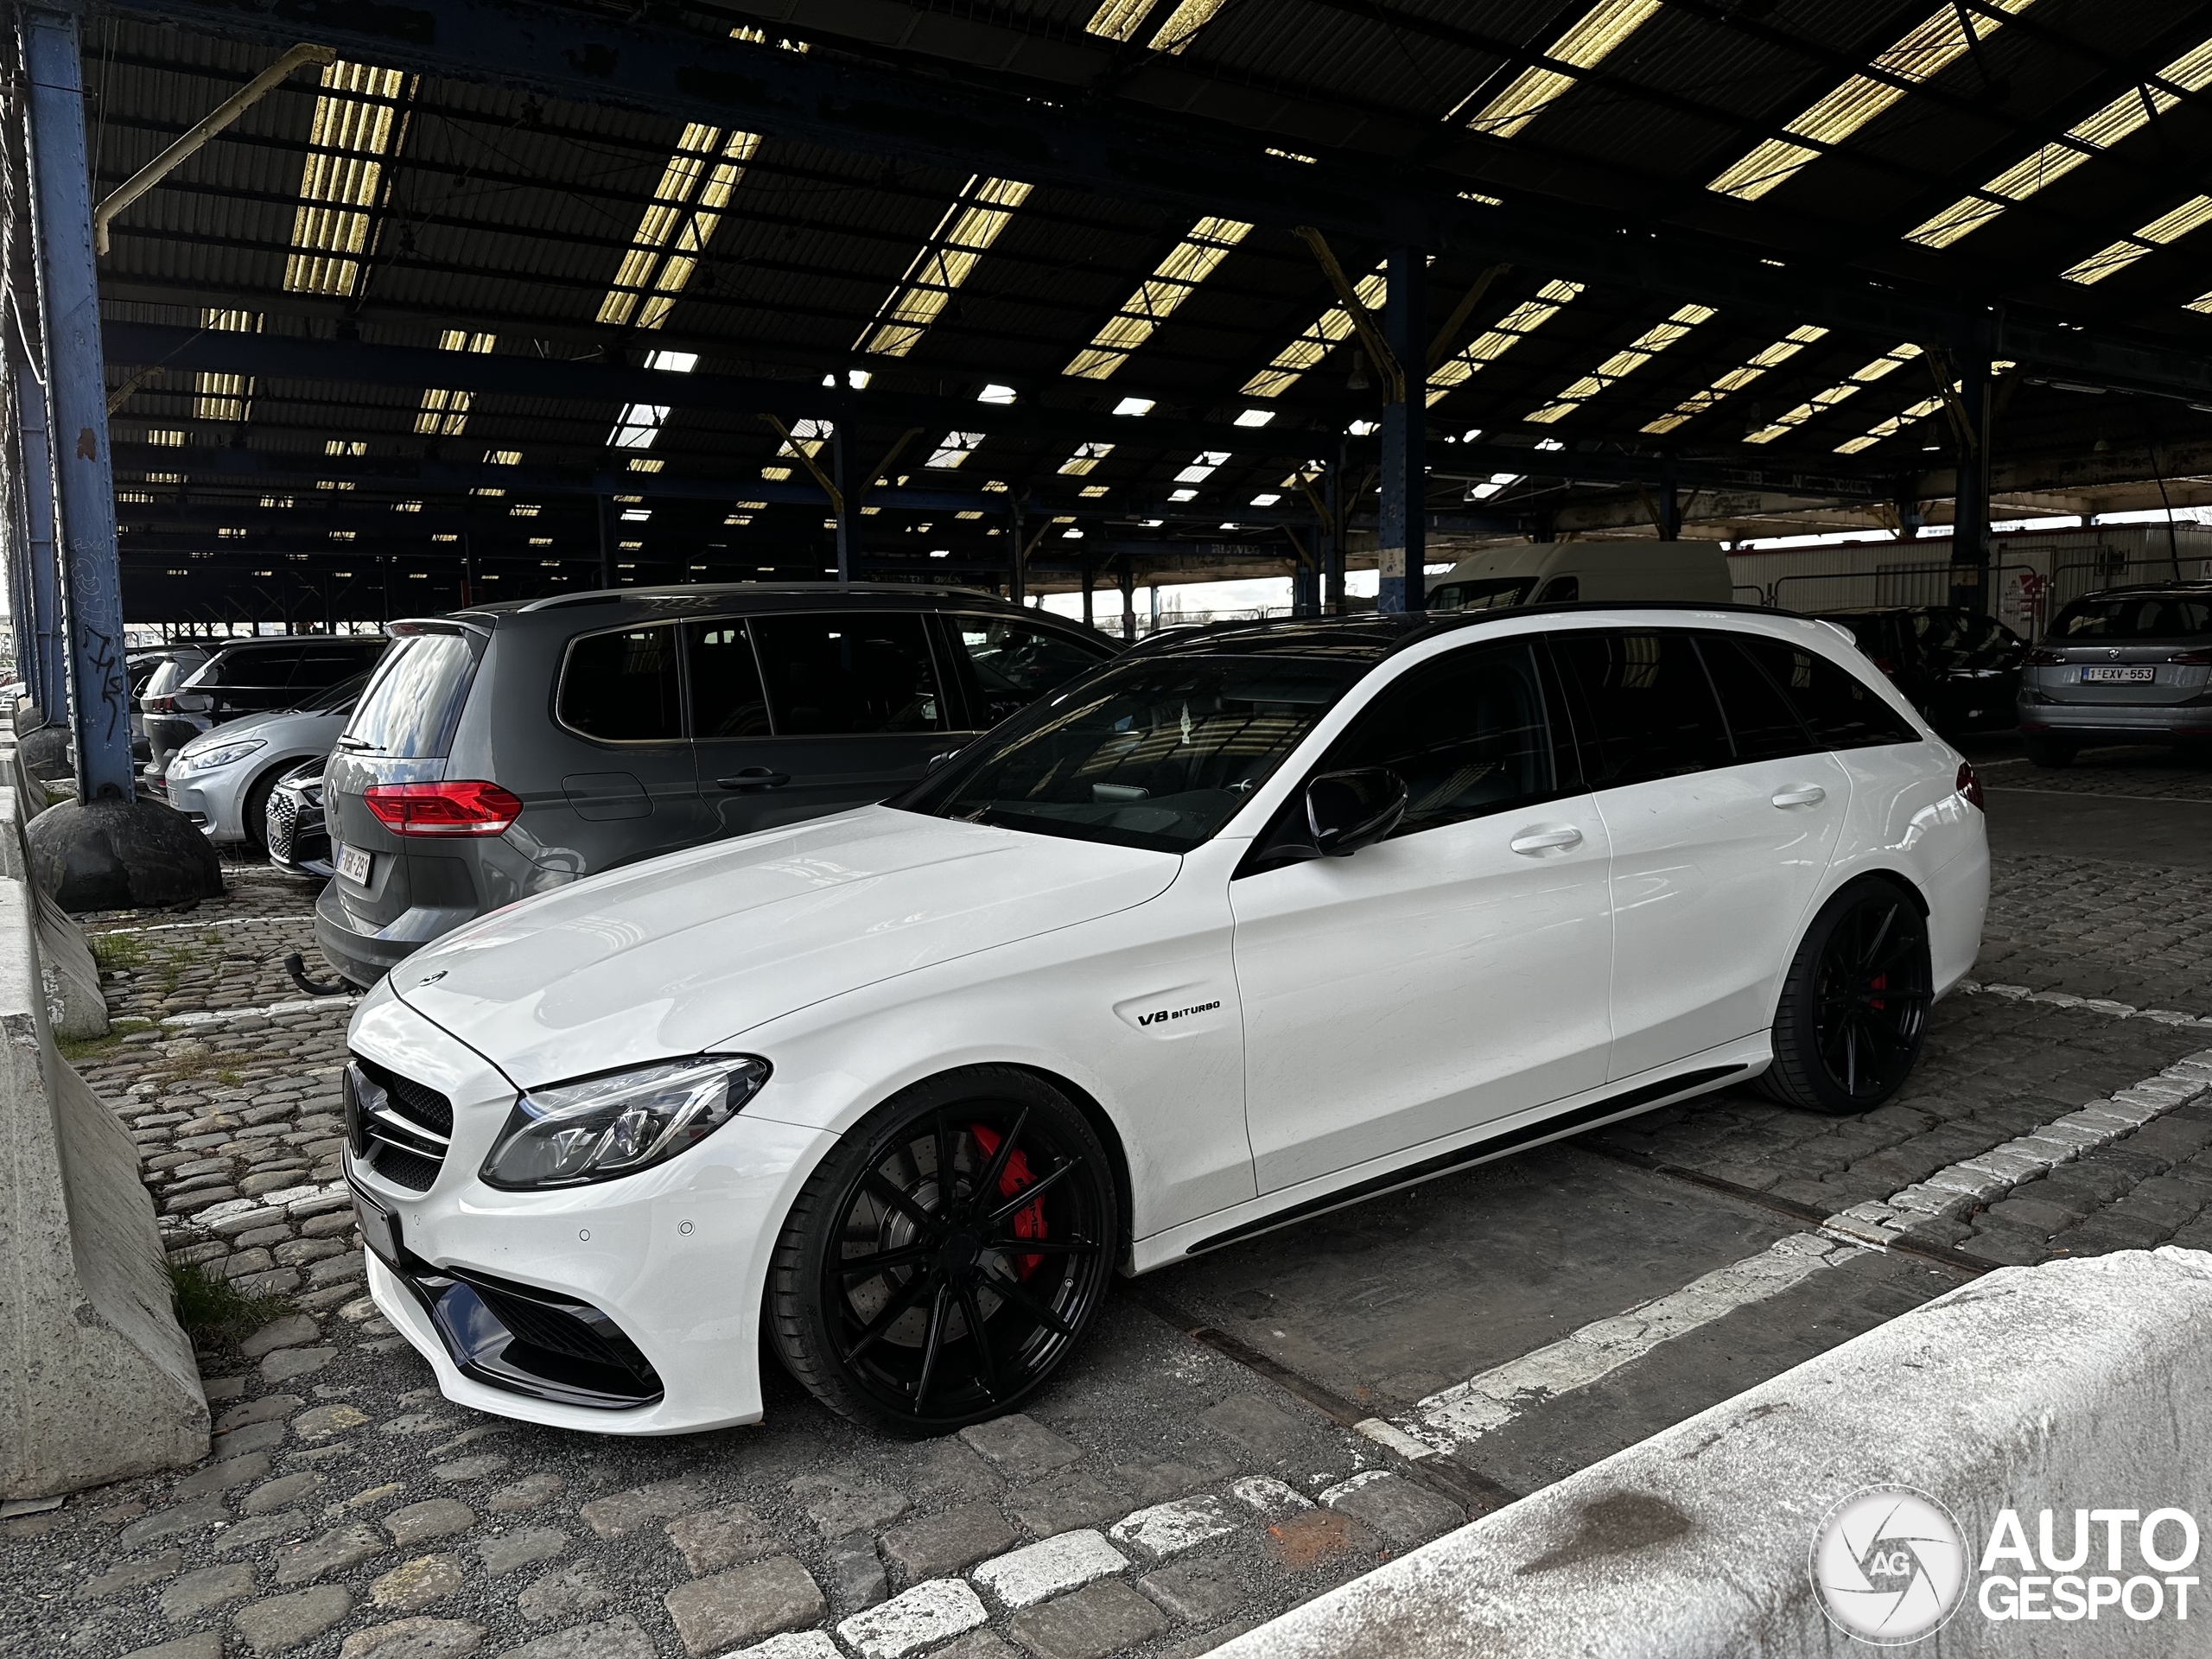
[1353,1417,1440,1461]
[1961,979,2210,1027]
[969,1529,1127,1608]
[92,915,319,935]
[1389,1048,2212,1456]
[162,995,359,1027]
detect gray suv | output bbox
[314,584,1117,988]
[2017,585,2212,766]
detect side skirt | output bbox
[1171,1061,1751,1259]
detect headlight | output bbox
[174,738,265,773]
[479,1055,771,1189]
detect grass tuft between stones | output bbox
[168,1256,296,1346]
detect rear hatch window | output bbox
[342,632,481,759]
[2050,594,2212,642]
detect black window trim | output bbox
[682,614,779,742]
[551,618,692,749]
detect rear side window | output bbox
[196,645,302,688]
[1319,640,1568,834]
[558,625,683,742]
[1534,575,1579,603]
[950,615,1111,727]
[1735,634,1921,748]
[295,643,382,687]
[1695,634,1817,762]
[345,632,480,759]
[687,621,772,739]
[752,613,944,735]
[1548,628,1732,785]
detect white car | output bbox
[164,673,369,850]
[345,606,1988,1437]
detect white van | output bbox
[1427,538,1735,611]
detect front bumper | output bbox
[162,772,243,841]
[349,985,836,1434]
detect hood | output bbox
[394,805,1179,1089]
[174,702,345,757]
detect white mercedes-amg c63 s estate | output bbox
[344,605,1988,1436]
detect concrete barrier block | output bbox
[0,874,205,1498]
[1217,1249,2212,1659]
[0,782,102,1038]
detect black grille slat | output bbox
[358,1056,454,1137]
[475,1287,626,1368]
[351,1057,454,1192]
[372,1145,442,1192]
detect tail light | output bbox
[2167,649,2212,665]
[1957,761,1984,811]
[1870,655,1899,677]
[2024,647,2068,666]
[363,780,523,836]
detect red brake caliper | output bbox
[1869,973,1887,1013]
[968,1122,1045,1278]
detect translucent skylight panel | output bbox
[1427,280,1584,405]
[1641,325,1827,435]
[1065,217,1255,379]
[415,330,494,437]
[193,308,257,423]
[284,60,410,297]
[926,431,985,469]
[1523,304,1715,423]
[1707,0,2037,201]
[1907,39,2212,247]
[1743,343,1919,443]
[858,177,1033,358]
[1463,1,1663,139]
[1242,265,1385,399]
[1059,442,1116,475]
[598,126,760,330]
[2060,195,2212,285]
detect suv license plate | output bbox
[352,1182,401,1268]
[2080,665,2155,683]
[336,842,372,884]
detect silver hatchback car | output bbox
[2017,585,2212,766]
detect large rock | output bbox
[26,796,223,912]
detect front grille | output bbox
[266,791,298,861]
[347,1058,454,1192]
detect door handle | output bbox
[717,768,790,791]
[1509,826,1583,855]
[1771,785,1827,808]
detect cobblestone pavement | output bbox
[8,834,2212,1658]
[1970,742,2212,802]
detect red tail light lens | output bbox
[1957,761,1984,811]
[1871,655,1899,676]
[363,780,523,836]
[2167,649,2212,666]
[2024,647,2068,666]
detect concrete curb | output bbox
[1215,1248,2212,1658]
[0,750,206,1498]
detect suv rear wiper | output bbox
[334,734,379,752]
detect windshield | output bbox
[2052,594,2212,641]
[1427,576,1533,613]
[294,670,373,715]
[894,653,1366,853]
[341,632,480,758]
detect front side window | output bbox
[752,613,944,736]
[897,654,1363,852]
[687,621,771,739]
[1734,633,1922,748]
[1316,640,1567,834]
[558,625,683,742]
[344,632,480,760]
[1548,628,1733,785]
[951,615,1113,728]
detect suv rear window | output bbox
[344,632,480,759]
[2051,594,2212,640]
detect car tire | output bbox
[2022,734,2075,768]
[1757,878,1933,1117]
[240,763,288,855]
[765,1066,1119,1436]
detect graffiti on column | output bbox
[67,534,124,747]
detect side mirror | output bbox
[925,749,961,773]
[1304,767,1407,857]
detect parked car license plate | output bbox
[2079,665,2155,683]
[351,1181,401,1268]
[336,842,372,884]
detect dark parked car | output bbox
[142,635,387,777]
[2017,584,2212,766]
[264,755,334,880]
[1812,607,2024,734]
[314,584,1118,988]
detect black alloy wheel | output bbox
[1759,880,1933,1116]
[766,1067,1117,1434]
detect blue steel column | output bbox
[1376,246,1426,613]
[12,356,66,715]
[23,5,133,800]
[831,422,860,591]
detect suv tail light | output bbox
[1957,761,1984,811]
[364,780,523,836]
[1870,655,1899,677]
[2023,647,2068,665]
[2167,649,2212,665]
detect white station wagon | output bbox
[344,605,1989,1436]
